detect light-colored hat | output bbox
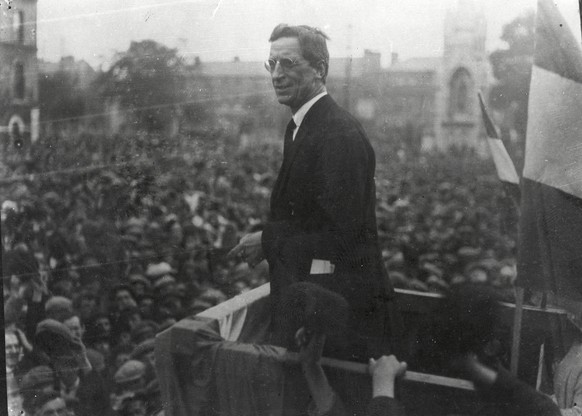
[114,360,146,384]
[145,262,176,279]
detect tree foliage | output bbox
[96,40,186,132]
[488,9,535,140]
[40,70,87,122]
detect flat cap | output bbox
[114,360,146,384]
[145,262,176,279]
[20,366,54,391]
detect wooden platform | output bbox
[155,283,572,416]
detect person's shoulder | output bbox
[323,100,370,148]
[320,97,359,123]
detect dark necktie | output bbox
[283,119,296,157]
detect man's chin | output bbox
[276,95,290,105]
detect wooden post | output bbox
[510,286,525,376]
[536,342,545,391]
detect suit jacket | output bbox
[262,95,398,354]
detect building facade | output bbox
[185,0,490,151]
[0,0,39,147]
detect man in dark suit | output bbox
[229,24,402,360]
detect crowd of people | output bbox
[2,130,520,415]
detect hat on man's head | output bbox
[145,262,176,279]
[114,360,146,384]
[130,338,155,361]
[279,282,349,349]
[20,365,55,391]
[3,248,39,281]
[45,296,74,322]
[153,274,176,291]
[35,319,89,369]
[457,246,481,262]
[189,298,213,315]
[28,389,63,415]
[128,273,151,289]
[130,320,159,344]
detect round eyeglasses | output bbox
[264,57,300,73]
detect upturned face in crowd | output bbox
[79,297,97,320]
[64,316,84,340]
[268,37,324,113]
[125,399,147,416]
[116,289,137,311]
[5,332,21,369]
[96,316,112,336]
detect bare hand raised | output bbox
[368,355,407,398]
[227,231,265,268]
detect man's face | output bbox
[64,316,84,340]
[269,37,322,112]
[35,397,67,416]
[139,298,154,318]
[115,289,137,310]
[115,352,131,370]
[127,312,142,330]
[93,340,111,358]
[52,355,80,388]
[126,400,147,416]
[79,298,97,320]
[96,317,112,336]
[145,350,156,368]
[5,332,21,368]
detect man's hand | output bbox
[297,328,326,368]
[368,355,407,398]
[227,231,265,268]
[453,352,497,387]
[295,329,335,415]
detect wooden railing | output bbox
[155,283,571,416]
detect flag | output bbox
[517,0,582,306]
[477,91,520,205]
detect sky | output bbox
[36,0,581,69]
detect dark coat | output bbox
[68,370,112,416]
[262,95,402,358]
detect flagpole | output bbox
[477,91,525,375]
[510,286,525,375]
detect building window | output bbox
[449,67,472,116]
[14,62,25,99]
[8,114,25,149]
[13,11,24,44]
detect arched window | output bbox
[14,62,25,99]
[13,11,24,44]
[8,115,25,149]
[449,68,472,116]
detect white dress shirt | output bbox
[291,91,328,140]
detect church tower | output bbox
[437,0,489,150]
[0,0,39,149]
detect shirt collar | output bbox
[292,91,327,130]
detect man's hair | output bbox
[269,24,330,82]
[3,247,39,281]
[110,284,136,302]
[413,285,503,373]
[278,282,349,349]
[28,389,63,415]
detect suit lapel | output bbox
[270,95,334,212]
[282,96,333,177]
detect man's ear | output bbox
[314,61,327,80]
[295,326,308,349]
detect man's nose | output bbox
[271,62,285,79]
